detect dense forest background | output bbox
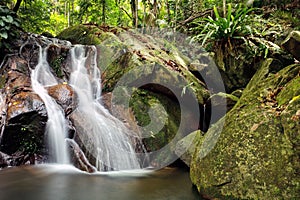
[1,0,299,36]
[0,0,299,68]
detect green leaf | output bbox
[213,5,220,19]
[264,47,269,58]
[12,21,19,27]
[6,15,13,23]
[0,32,8,39]
[227,3,232,24]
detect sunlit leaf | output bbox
[0,31,8,39]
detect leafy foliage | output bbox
[190,3,290,59]
[190,4,254,45]
[0,5,20,40]
[17,0,59,35]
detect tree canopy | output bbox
[0,0,298,36]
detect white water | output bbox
[30,43,142,170]
[69,45,141,171]
[31,45,69,164]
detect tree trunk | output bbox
[166,0,171,24]
[13,0,22,12]
[102,0,106,23]
[68,2,70,27]
[131,0,138,28]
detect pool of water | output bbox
[0,165,201,200]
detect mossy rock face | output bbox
[57,25,112,45]
[174,130,204,166]
[128,89,181,152]
[110,87,200,166]
[57,25,209,104]
[190,59,300,199]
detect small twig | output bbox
[177,9,213,26]
[119,7,132,19]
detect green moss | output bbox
[191,60,300,199]
[57,25,102,45]
[49,55,64,78]
[129,88,181,152]
[101,52,140,92]
[277,77,300,106]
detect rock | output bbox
[58,25,209,103]
[282,31,300,61]
[0,151,11,168]
[190,59,300,199]
[69,110,98,168]
[47,83,76,115]
[213,37,294,92]
[0,35,70,167]
[0,56,48,158]
[174,130,203,166]
[1,90,48,156]
[66,138,97,173]
[47,44,70,79]
[58,25,210,158]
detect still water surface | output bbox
[0,165,201,200]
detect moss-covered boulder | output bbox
[174,130,204,166]
[58,25,208,102]
[190,59,300,199]
[58,25,210,156]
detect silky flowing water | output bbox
[0,165,200,200]
[31,44,70,164]
[69,45,142,171]
[30,41,144,170]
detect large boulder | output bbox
[174,130,203,167]
[58,25,210,157]
[190,59,300,199]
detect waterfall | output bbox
[69,45,141,171]
[30,41,142,171]
[31,45,70,164]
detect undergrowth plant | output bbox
[191,4,254,46]
[190,3,284,59]
[0,5,21,48]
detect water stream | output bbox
[31,42,144,171]
[0,165,200,200]
[31,44,69,164]
[69,45,142,171]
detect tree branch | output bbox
[119,7,132,19]
[177,9,213,25]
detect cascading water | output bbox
[69,45,142,171]
[30,40,143,171]
[31,44,69,164]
